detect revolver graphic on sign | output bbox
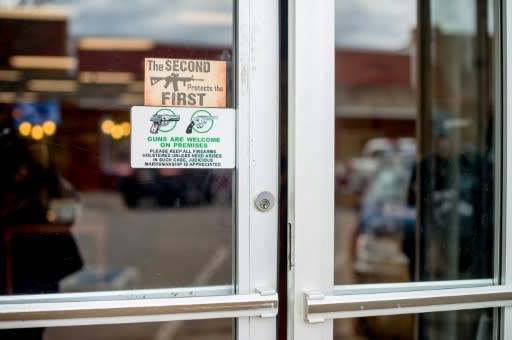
[186,115,217,134]
[150,73,204,92]
[150,113,180,134]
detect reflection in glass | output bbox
[0,1,234,295]
[417,0,495,281]
[334,309,494,340]
[335,0,496,284]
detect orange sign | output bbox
[144,58,226,108]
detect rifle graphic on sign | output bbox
[150,73,204,92]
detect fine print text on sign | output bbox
[144,58,227,108]
[131,106,235,169]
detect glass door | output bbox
[0,0,278,339]
[288,0,512,339]
[3,0,512,339]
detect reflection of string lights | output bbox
[18,120,58,139]
[111,125,124,140]
[101,119,114,134]
[31,125,44,140]
[18,121,32,137]
[100,119,130,140]
[42,121,57,136]
[121,122,131,137]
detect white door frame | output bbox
[236,0,280,337]
[287,0,335,338]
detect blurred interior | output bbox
[334,0,496,339]
[0,1,234,297]
[0,2,235,338]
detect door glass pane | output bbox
[335,0,497,284]
[0,1,234,294]
[334,308,495,340]
[0,319,232,339]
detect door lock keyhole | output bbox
[255,192,275,212]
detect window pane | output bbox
[0,1,234,294]
[335,0,497,284]
[334,308,495,340]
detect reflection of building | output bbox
[0,7,231,191]
[0,8,68,66]
[1,7,417,191]
[335,49,415,160]
[0,9,416,189]
[2,9,482,190]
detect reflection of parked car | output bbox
[118,168,215,208]
[354,156,415,282]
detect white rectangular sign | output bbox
[130,106,235,169]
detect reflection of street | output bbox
[46,192,233,340]
[71,192,232,289]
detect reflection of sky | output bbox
[2,0,482,51]
[432,0,494,34]
[58,0,416,50]
[336,0,416,50]
[51,0,234,46]
[0,0,417,50]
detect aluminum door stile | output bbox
[287,0,335,339]
[236,0,279,338]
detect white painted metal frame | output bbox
[0,0,279,337]
[332,279,494,295]
[0,291,277,329]
[306,286,512,322]
[287,0,335,339]
[236,0,279,338]
[289,0,512,339]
